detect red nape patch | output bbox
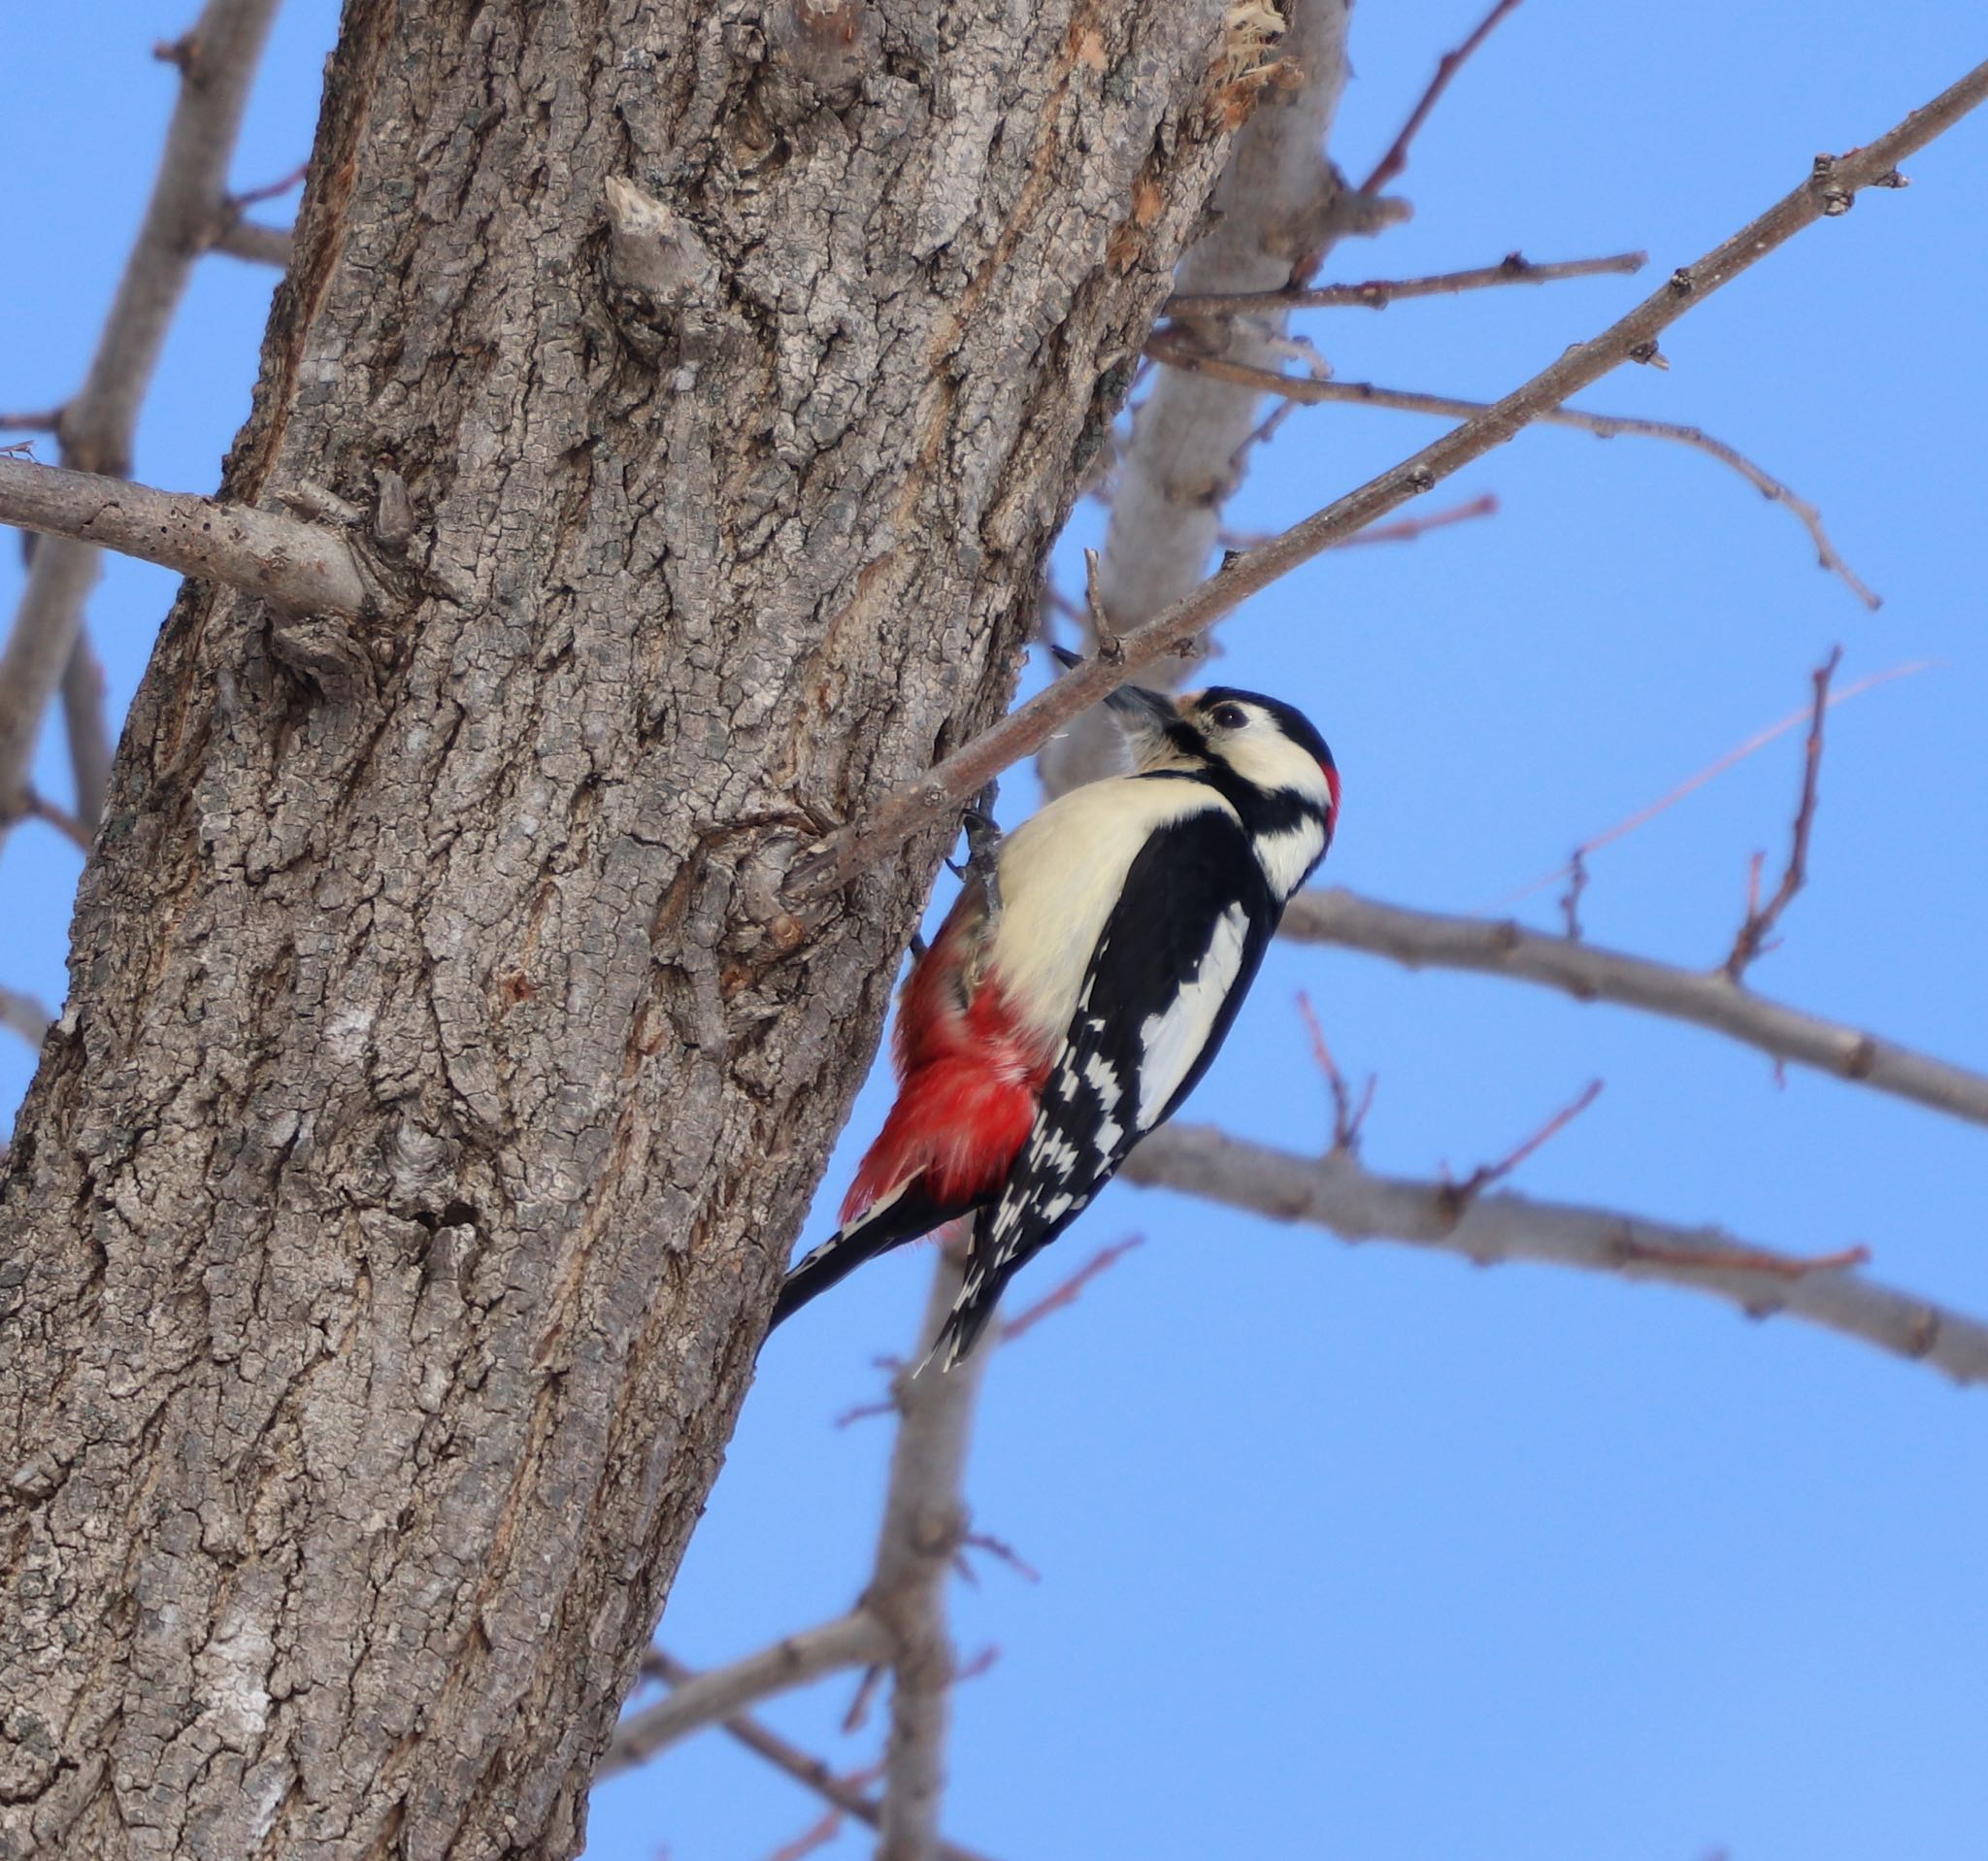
[1322,760,1342,820]
[842,1056,1041,1222]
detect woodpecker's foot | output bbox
[960,781,1004,920]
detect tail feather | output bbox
[923,1230,1011,1373]
[769,1179,971,1331]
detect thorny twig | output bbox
[1725,647,1841,980]
[1165,249,1646,317]
[1143,339,1883,608]
[1439,1079,1605,1213]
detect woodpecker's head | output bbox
[1063,651,1340,892]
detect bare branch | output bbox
[786,59,1987,903]
[872,1246,994,1861]
[1357,0,1525,196]
[0,456,368,623]
[0,0,283,833]
[1125,1124,1988,1388]
[599,1612,891,1774]
[1144,345,1881,608]
[1725,647,1841,978]
[0,985,52,1051]
[1165,249,1647,316]
[638,1652,998,1861]
[0,411,63,436]
[1281,888,1988,1130]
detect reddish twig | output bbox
[1501,657,1928,909]
[1358,0,1525,196]
[226,158,308,209]
[1724,647,1842,980]
[765,1762,887,1861]
[997,1236,1144,1345]
[1295,990,1375,1153]
[958,1532,1042,1586]
[1336,492,1498,549]
[1440,1080,1604,1213]
[1165,249,1646,317]
[842,1664,886,1735]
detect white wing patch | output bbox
[1134,903,1252,1130]
[1250,817,1327,899]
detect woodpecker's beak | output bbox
[1047,645,1179,737]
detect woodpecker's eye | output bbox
[1208,702,1249,731]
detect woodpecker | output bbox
[771,656,1340,1367]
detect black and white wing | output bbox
[933,807,1277,1366]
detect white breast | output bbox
[987,778,1238,1048]
[1250,816,1327,899]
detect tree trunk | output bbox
[0,4,1243,1854]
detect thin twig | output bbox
[1279,888,1988,1131]
[1440,1080,1604,1210]
[1335,492,1498,548]
[227,158,308,209]
[764,1762,887,1861]
[1501,659,1929,907]
[635,1653,998,1861]
[0,410,64,435]
[1358,0,1525,196]
[784,60,1987,903]
[1724,647,1841,979]
[1144,344,1882,608]
[996,1237,1144,1346]
[1124,1123,1988,1388]
[1165,249,1646,317]
[1295,991,1375,1154]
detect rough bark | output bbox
[0,5,1243,1856]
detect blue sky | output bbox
[3,6,1985,1860]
